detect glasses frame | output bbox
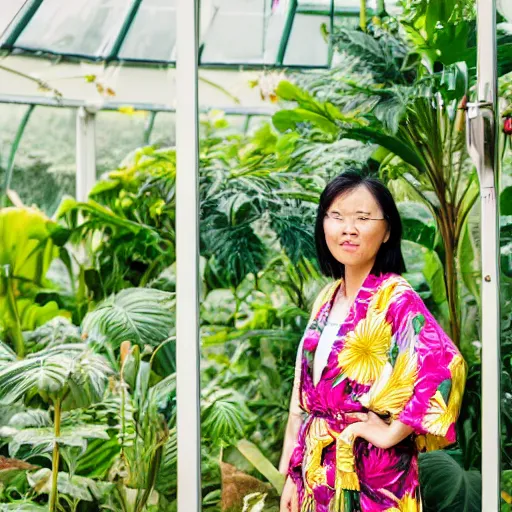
[324,211,388,223]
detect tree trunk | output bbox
[437,208,461,347]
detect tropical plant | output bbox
[273,33,478,350]
[0,207,71,356]
[0,337,111,511]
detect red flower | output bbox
[504,116,512,135]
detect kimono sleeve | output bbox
[386,287,467,450]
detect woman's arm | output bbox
[344,412,414,450]
[278,338,305,475]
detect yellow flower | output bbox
[371,279,400,314]
[366,350,418,416]
[385,493,420,512]
[337,312,392,385]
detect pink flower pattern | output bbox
[288,273,466,511]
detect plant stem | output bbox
[360,0,367,31]
[49,398,62,512]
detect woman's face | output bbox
[323,185,390,272]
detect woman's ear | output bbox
[383,230,390,244]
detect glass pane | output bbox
[200,0,266,64]
[16,0,132,57]
[0,105,75,215]
[284,13,329,67]
[0,0,27,38]
[150,112,176,147]
[118,0,176,62]
[95,110,148,177]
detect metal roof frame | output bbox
[0,0,344,69]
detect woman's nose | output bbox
[342,220,358,233]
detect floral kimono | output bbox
[288,272,466,512]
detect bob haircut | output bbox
[315,170,406,279]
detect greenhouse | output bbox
[0,0,511,511]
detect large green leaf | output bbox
[272,109,338,135]
[0,341,16,370]
[0,424,109,458]
[501,186,512,216]
[81,288,174,348]
[237,439,285,494]
[419,451,481,512]
[398,202,437,250]
[0,208,58,287]
[28,468,114,502]
[23,317,81,353]
[74,437,120,480]
[0,345,111,408]
[202,389,254,443]
[458,222,480,303]
[0,502,48,511]
[155,427,177,496]
[0,208,68,352]
[57,197,144,234]
[343,126,428,174]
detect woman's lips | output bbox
[340,242,359,252]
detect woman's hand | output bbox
[344,412,413,450]
[280,476,299,512]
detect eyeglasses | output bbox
[324,211,387,229]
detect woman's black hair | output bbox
[315,170,406,278]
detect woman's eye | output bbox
[358,217,369,221]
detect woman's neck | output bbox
[343,264,374,300]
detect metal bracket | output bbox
[466,100,497,189]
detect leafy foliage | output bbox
[419,451,481,512]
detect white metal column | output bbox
[175,0,201,510]
[76,106,97,202]
[466,0,501,509]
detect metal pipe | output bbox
[76,106,97,202]
[465,0,501,509]
[143,111,157,145]
[327,0,335,67]
[105,0,144,61]
[2,104,34,204]
[276,0,298,66]
[0,0,44,47]
[0,47,333,69]
[0,93,276,116]
[175,0,201,510]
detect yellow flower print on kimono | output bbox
[288,273,466,512]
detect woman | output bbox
[279,171,466,512]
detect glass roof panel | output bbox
[0,0,401,67]
[118,0,176,62]
[284,13,330,67]
[200,0,267,65]
[0,0,26,38]
[14,0,133,57]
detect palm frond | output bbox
[81,288,174,349]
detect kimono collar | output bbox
[315,272,392,325]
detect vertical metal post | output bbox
[176,0,201,510]
[76,107,97,202]
[466,0,501,509]
[2,104,34,204]
[276,0,297,66]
